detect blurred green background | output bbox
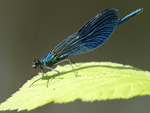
[0,0,149,113]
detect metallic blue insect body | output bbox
[31,8,143,87]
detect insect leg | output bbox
[44,63,60,87]
[29,67,44,87]
[53,59,77,77]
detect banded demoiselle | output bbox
[31,8,143,87]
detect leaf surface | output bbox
[0,62,150,111]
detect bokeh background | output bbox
[0,0,149,113]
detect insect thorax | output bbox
[42,51,59,67]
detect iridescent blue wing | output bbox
[53,8,119,58]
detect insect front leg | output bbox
[29,66,44,87]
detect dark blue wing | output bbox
[53,8,119,58]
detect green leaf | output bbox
[0,62,150,111]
